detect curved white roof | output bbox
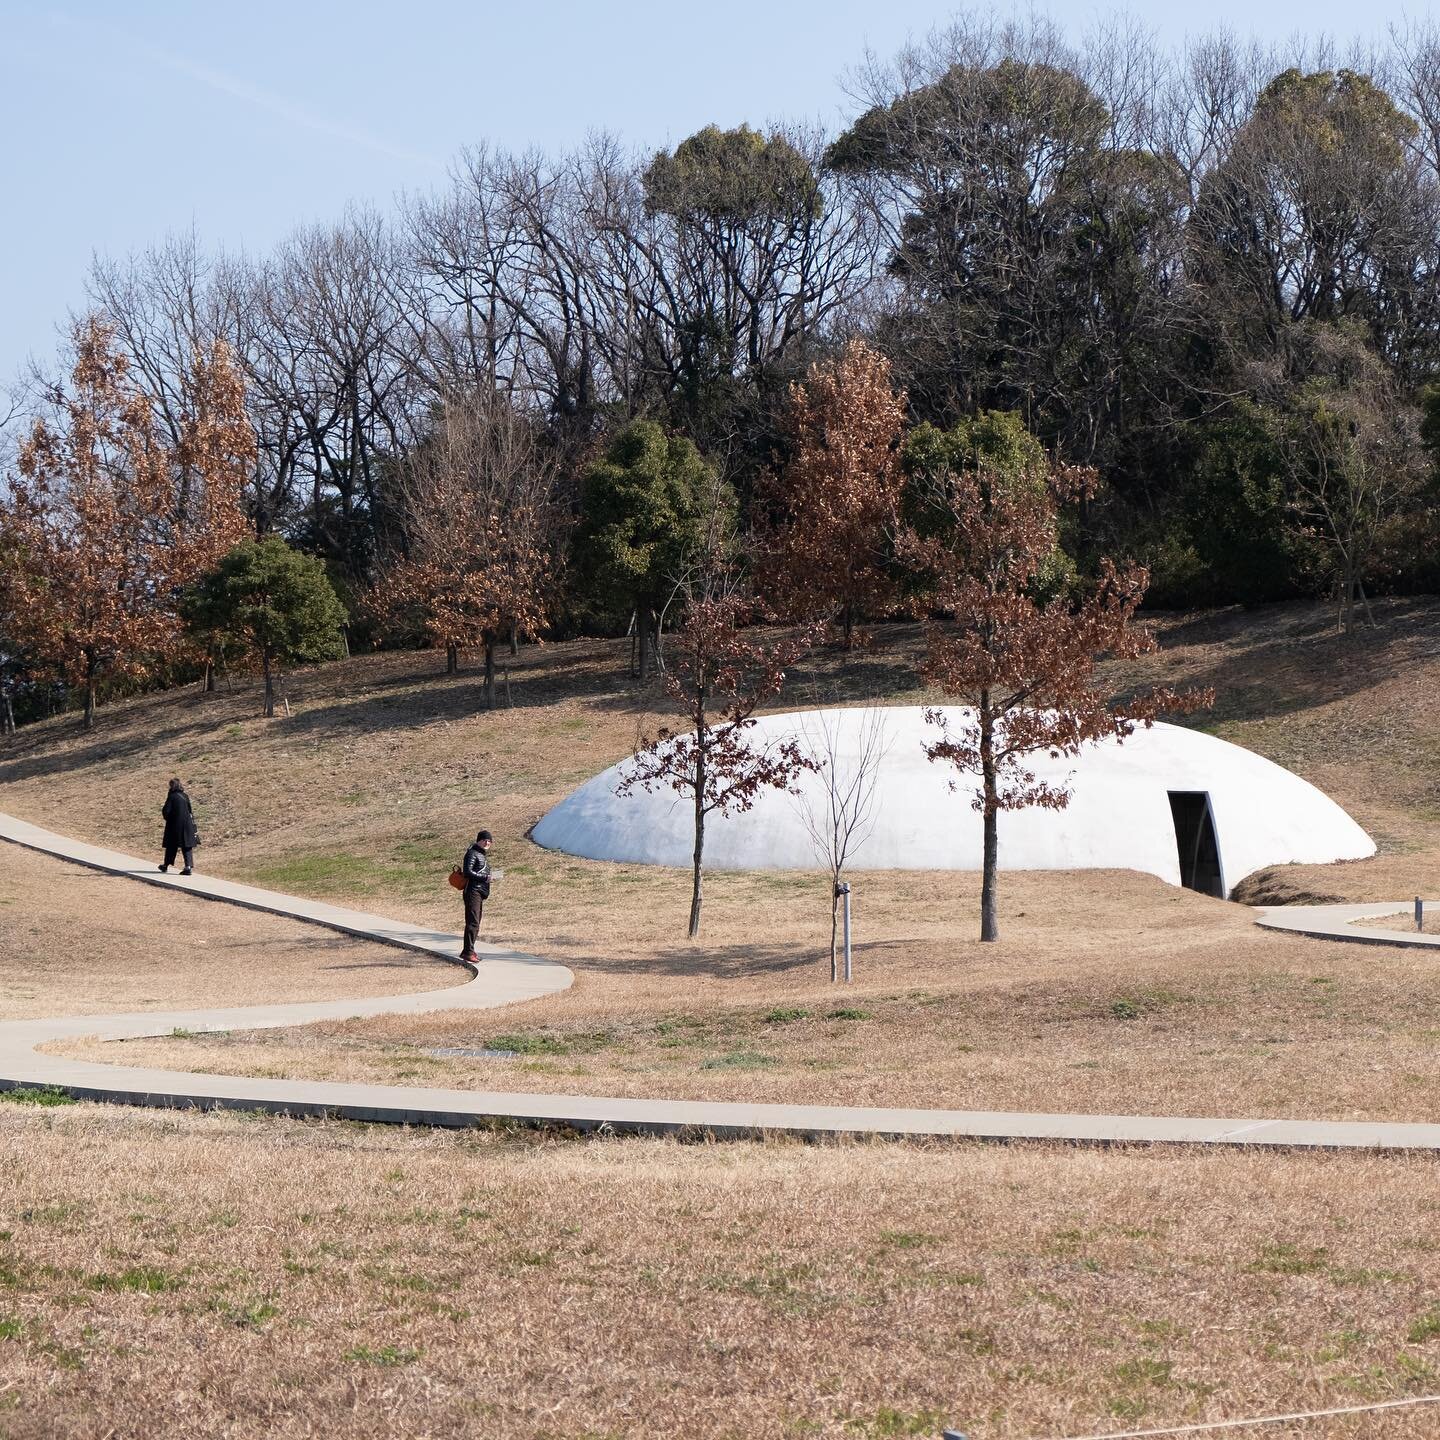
[532,706,1374,891]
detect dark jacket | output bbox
[162,791,199,850]
[462,842,491,897]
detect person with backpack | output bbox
[459,830,492,963]
[159,777,199,876]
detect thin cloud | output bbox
[49,11,445,171]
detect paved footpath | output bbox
[1256,901,1440,948]
[4,809,1440,1150]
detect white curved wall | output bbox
[531,707,1375,889]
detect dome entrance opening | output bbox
[1169,791,1224,898]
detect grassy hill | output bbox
[3,596,1437,919]
[7,597,1440,1122]
[7,600,1440,1439]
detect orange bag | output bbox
[447,867,466,891]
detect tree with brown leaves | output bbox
[902,420,1210,942]
[369,393,559,708]
[758,340,907,647]
[0,319,252,729]
[619,538,815,938]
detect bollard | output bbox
[1418,897,1425,933]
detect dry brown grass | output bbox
[3,1103,1440,1440]
[0,845,457,1020]
[1358,911,1440,936]
[6,603,1440,1437]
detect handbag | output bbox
[447,867,465,891]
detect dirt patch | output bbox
[1230,869,1346,906]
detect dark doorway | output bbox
[1168,791,1224,897]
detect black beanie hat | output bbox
[477,830,492,842]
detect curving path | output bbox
[3,810,1440,1149]
[1256,901,1440,948]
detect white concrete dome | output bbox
[532,707,1375,895]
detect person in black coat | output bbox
[160,778,199,876]
[459,830,492,962]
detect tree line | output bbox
[6,15,1440,729]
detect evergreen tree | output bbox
[184,538,347,717]
[572,421,722,679]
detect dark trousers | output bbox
[462,886,485,955]
[163,845,193,871]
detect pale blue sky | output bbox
[0,0,1427,388]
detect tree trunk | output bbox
[830,881,840,983]
[841,605,854,652]
[689,749,706,939]
[83,660,97,732]
[2,689,14,736]
[979,693,999,943]
[509,620,519,657]
[262,650,275,719]
[446,643,459,675]
[483,638,496,710]
[638,606,654,682]
[1357,578,1376,627]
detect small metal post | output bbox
[1417,897,1425,933]
[840,881,853,983]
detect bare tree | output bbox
[369,389,562,704]
[792,706,891,981]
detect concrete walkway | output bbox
[1256,900,1440,948]
[4,810,1440,1149]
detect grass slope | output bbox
[6,601,1440,1117]
[0,845,453,1020]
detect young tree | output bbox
[757,340,908,647]
[902,423,1208,942]
[369,393,560,705]
[572,420,718,679]
[0,319,252,729]
[793,706,891,981]
[183,537,347,717]
[619,556,815,938]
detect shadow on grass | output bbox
[1119,597,1440,730]
[0,629,939,788]
[318,959,453,973]
[556,937,910,981]
[0,695,244,787]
